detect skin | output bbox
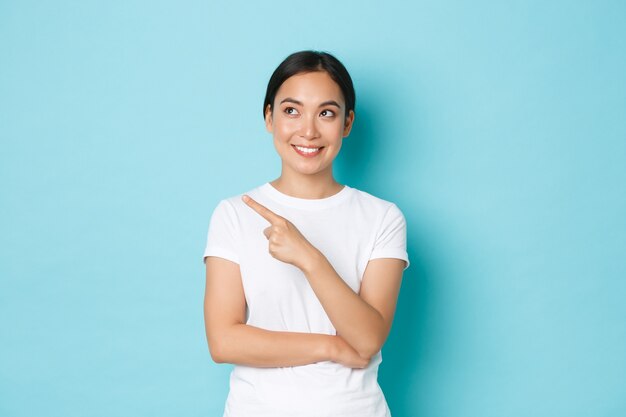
[263,70,354,199]
[204,70,406,369]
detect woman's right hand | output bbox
[329,335,370,369]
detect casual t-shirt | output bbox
[202,181,410,417]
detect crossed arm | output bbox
[204,193,406,368]
[203,252,406,368]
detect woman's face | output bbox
[265,71,354,179]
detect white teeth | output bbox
[295,145,321,153]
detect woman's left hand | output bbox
[242,194,321,272]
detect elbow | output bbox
[206,324,240,364]
[353,320,388,360]
[208,340,227,364]
[359,317,391,359]
[356,337,384,360]
[210,350,225,364]
[356,347,380,361]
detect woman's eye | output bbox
[285,107,299,115]
[320,109,335,117]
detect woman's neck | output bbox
[269,176,344,200]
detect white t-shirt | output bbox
[202,181,410,417]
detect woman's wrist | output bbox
[324,335,338,362]
[300,245,326,275]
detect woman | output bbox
[203,50,410,417]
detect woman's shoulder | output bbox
[212,183,267,212]
[348,185,404,212]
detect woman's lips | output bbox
[292,144,324,157]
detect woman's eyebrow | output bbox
[279,97,341,108]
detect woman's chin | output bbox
[282,162,330,177]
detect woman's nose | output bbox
[299,115,320,139]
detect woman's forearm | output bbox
[301,251,387,359]
[210,323,334,367]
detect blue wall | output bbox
[1,1,624,416]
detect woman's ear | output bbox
[342,110,355,137]
[264,104,273,133]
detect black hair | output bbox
[262,50,356,120]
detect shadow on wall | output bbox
[335,71,440,417]
[379,245,437,417]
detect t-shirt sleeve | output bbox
[202,199,240,265]
[369,203,410,271]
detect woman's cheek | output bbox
[279,121,299,137]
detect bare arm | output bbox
[301,253,406,360]
[204,255,368,368]
[237,195,407,361]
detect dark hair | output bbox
[263,50,356,120]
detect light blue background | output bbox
[1,1,624,416]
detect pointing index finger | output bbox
[242,195,283,224]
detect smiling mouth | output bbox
[292,144,324,157]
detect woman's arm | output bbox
[238,195,406,361]
[204,256,369,368]
[301,253,406,360]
